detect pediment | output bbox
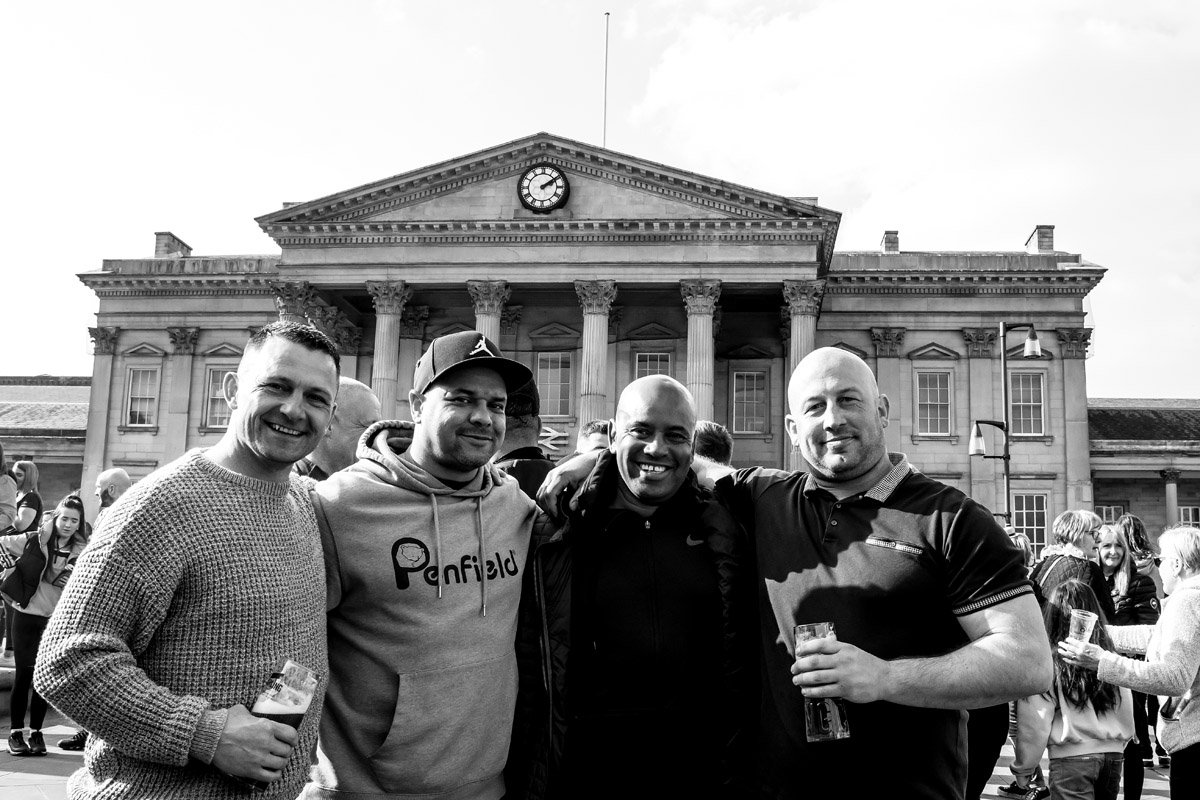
[256,132,839,228]
[432,322,475,337]
[627,322,679,340]
[529,322,581,339]
[832,341,869,359]
[1005,344,1054,360]
[907,342,960,360]
[724,344,774,359]
[123,342,167,357]
[201,343,243,357]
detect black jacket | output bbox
[1031,552,1117,620]
[506,451,756,799]
[1108,571,1161,625]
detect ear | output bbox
[784,414,802,446]
[408,389,425,423]
[607,418,618,452]
[222,370,240,410]
[877,393,891,428]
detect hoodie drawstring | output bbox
[476,498,487,617]
[430,495,443,599]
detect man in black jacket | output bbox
[508,375,754,800]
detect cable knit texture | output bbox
[34,449,328,799]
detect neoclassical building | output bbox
[77,132,1112,548]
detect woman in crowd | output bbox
[1096,524,1159,798]
[1061,524,1200,797]
[1031,510,1116,621]
[2,461,42,666]
[1013,579,1133,800]
[0,494,89,756]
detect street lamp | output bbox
[969,322,1043,522]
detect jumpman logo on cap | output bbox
[468,336,495,357]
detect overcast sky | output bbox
[4,0,1197,398]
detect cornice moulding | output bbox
[826,272,1103,295]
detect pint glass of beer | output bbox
[238,659,320,790]
[794,622,851,742]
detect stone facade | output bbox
[75,133,1107,543]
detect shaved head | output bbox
[612,376,696,506]
[311,377,382,474]
[616,375,696,430]
[96,467,132,508]
[785,347,891,492]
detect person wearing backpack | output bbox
[1030,511,1116,621]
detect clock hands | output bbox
[536,177,558,192]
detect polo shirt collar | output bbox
[802,452,913,503]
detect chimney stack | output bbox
[1025,224,1054,253]
[881,230,899,254]
[154,231,192,258]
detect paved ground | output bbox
[0,726,1175,799]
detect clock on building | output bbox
[518,163,570,212]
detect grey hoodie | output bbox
[307,421,538,800]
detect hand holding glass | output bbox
[794,622,851,742]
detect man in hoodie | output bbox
[307,331,540,800]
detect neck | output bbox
[808,452,893,500]
[207,435,293,484]
[406,440,481,484]
[613,478,669,517]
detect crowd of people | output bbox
[0,321,1196,800]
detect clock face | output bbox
[519,164,570,212]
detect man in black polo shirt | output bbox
[538,348,1052,799]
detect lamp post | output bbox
[969,322,1042,522]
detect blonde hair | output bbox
[13,460,38,493]
[1097,524,1135,597]
[1159,525,1200,573]
[1052,509,1103,548]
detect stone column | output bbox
[680,280,722,420]
[467,280,510,343]
[397,305,430,420]
[1163,469,1181,529]
[162,327,200,461]
[962,327,1000,513]
[81,327,120,521]
[871,327,906,451]
[575,280,618,424]
[367,281,412,419]
[271,281,316,324]
[782,280,826,470]
[1058,327,1094,509]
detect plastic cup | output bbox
[1068,609,1098,642]
[794,622,851,742]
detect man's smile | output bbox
[266,421,305,436]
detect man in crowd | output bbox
[540,347,1050,798]
[307,331,543,800]
[295,377,382,480]
[508,375,753,799]
[51,466,135,753]
[36,321,340,799]
[494,380,555,500]
[557,419,610,464]
[693,419,734,465]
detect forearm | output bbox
[1108,623,1154,655]
[883,630,1052,708]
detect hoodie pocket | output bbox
[368,654,518,794]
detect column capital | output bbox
[367,280,412,315]
[501,305,523,334]
[270,280,317,320]
[782,279,826,317]
[400,305,430,339]
[88,326,121,355]
[961,327,997,358]
[680,279,722,315]
[575,280,618,314]
[1056,327,1092,359]
[166,327,200,356]
[331,324,363,356]
[1161,469,1182,483]
[307,306,361,356]
[608,305,624,336]
[871,327,906,358]
[467,280,510,315]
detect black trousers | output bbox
[9,612,49,730]
[966,703,1010,799]
[1171,739,1200,796]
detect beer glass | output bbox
[1068,609,1098,643]
[794,622,851,742]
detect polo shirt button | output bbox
[830,520,838,526]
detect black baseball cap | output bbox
[413,331,533,395]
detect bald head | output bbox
[785,347,890,490]
[96,468,132,508]
[612,376,696,506]
[312,377,383,474]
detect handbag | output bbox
[0,534,46,608]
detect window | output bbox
[125,368,160,427]
[732,371,767,433]
[1095,505,1125,524]
[1180,507,1200,525]
[1010,373,1045,435]
[1013,493,1049,551]
[635,352,671,379]
[203,367,233,429]
[916,371,951,435]
[537,352,572,417]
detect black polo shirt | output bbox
[717,454,1031,799]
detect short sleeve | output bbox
[944,498,1033,616]
[714,467,779,533]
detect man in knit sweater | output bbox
[35,322,341,799]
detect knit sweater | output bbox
[1099,574,1200,754]
[34,449,328,800]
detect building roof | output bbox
[0,377,90,436]
[0,402,89,434]
[1088,399,1200,441]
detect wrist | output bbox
[190,707,229,764]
